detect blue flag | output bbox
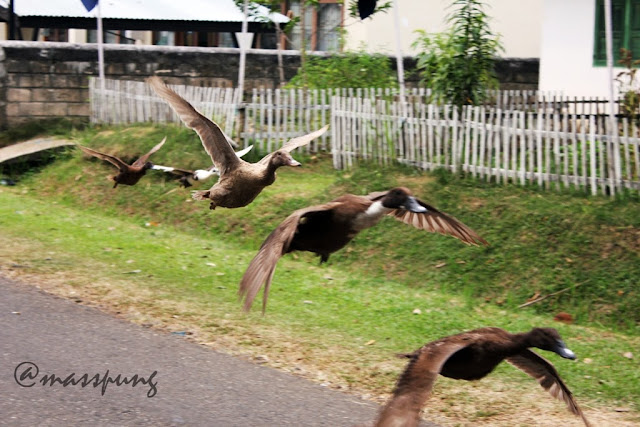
[81,0,99,12]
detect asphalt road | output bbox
[0,275,385,426]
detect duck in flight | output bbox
[77,137,166,188]
[152,145,254,188]
[375,327,591,427]
[238,187,488,312]
[147,76,328,209]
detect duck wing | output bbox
[376,341,467,427]
[506,350,591,426]
[369,191,488,246]
[235,144,254,159]
[151,164,194,177]
[77,145,129,171]
[132,137,167,167]
[198,145,253,175]
[238,201,342,313]
[147,77,239,175]
[258,125,329,165]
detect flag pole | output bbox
[237,0,249,95]
[604,0,615,121]
[604,0,620,194]
[96,0,105,93]
[391,0,406,112]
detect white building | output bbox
[539,0,636,98]
[344,0,543,58]
[3,0,635,98]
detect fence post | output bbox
[331,95,341,170]
[612,116,622,195]
[589,115,597,195]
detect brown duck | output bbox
[77,137,166,188]
[152,145,254,188]
[238,187,488,312]
[375,327,591,427]
[147,76,328,209]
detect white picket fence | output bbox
[242,87,333,153]
[331,96,640,195]
[89,78,640,196]
[89,78,240,136]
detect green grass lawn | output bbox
[1,124,639,422]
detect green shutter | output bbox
[594,0,629,65]
[629,1,640,58]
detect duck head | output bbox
[528,327,576,359]
[382,187,427,213]
[193,169,218,181]
[271,150,301,168]
[143,161,155,170]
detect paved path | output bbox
[0,275,384,426]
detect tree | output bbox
[412,0,503,107]
[234,0,393,88]
[615,48,640,119]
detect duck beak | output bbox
[554,340,576,360]
[288,158,301,167]
[402,196,427,213]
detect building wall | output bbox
[0,41,538,128]
[344,0,543,58]
[539,0,619,97]
[0,41,305,128]
[66,29,152,45]
[68,29,87,44]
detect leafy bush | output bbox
[412,0,503,107]
[286,50,398,89]
[615,47,640,119]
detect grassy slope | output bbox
[13,124,639,330]
[1,124,639,422]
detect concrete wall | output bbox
[0,41,308,128]
[0,41,538,129]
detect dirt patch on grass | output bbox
[399,173,436,190]
[598,225,640,258]
[1,239,637,427]
[122,126,158,138]
[94,129,116,139]
[463,196,487,210]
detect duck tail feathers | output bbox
[191,190,210,201]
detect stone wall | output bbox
[0,41,539,129]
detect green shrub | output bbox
[286,50,398,89]
[412,0,503,107]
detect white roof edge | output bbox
[0,0,290,24]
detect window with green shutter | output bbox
[594,0,640,65]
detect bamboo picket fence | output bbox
[331,96,640,196]
[89,78,640,196]
[89,78,240,135]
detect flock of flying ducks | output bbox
[75,76,591,426]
